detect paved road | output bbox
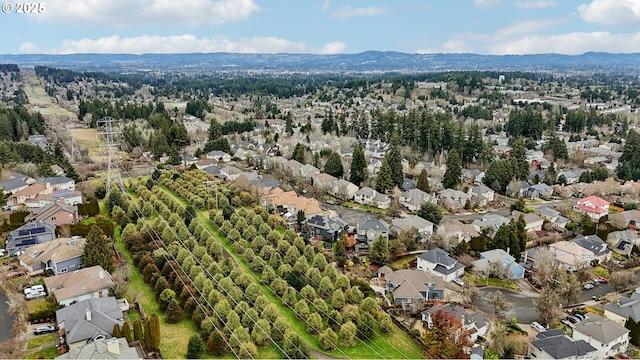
[477,287,538,324]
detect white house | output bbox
[416,247,465,282]
[391,215,434,240]
[421,304,488,343]
[572,314,629,360]
[575,195,610,220]
[511,211,544,232]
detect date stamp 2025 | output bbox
[2,2,45,14]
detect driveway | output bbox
[477,287,539,324]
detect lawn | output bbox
[388,254,418,270]
[27,334,55,350]
[343,202,386,213]
[591,266,609,277]
[26,298,55,314]
[25,346,59,359]
[473,277,519,290]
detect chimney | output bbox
[107,339,120,355]
[99,270,104,279]
[85,308,92,321]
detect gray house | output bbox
[306,213,349,242]
[56,297,123,349]
[6,221,56,256]
[528,329,597,360]
[384,269,444,305]
[18,237,85,275]
[356,216,389,245]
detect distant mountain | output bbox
[1,51,639,74]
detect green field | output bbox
[27,334,55,350]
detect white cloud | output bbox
[417,40,474,54]
[496,18,564,37]
[578,0,640,26]
[473,0,501,9]
[487,31,640,54]
[19,34,348,54]
[330,6,388,19]
[37,0,259,26]
[513,0,556,9]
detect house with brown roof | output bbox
[312,173,338,188]
[511,210,544,232]
[609,210,640,230]
[384,269,444,305]
[44,265,115,306]
[18,237,85,275]
[436,219,480,244]
[6,183,53,206]
[25,201,79,225]
[260,188,322,216]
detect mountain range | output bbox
[1,51,639,74]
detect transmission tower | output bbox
[66,119,81,163]
[98,117,125,195]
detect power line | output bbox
[98,116,124,195]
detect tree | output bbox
[207,331,227,356]
[387,135,404,187]
[617,129,640,181]
[442,149,462,189]
[133,319,143,341]
[375,157,394,193]
[610,271,634,293]
[282,332,309,359]
[122,322,133,343]
[319,328,338,350]
[534,286,562,326]
[370,237,389,266]
[349,144,367,186]
[186,334,205,359]
[461,282,480,305]
[292,143,306,164]
[422,309,472,359]
[149,314,161,350]
[82,225,114,273]
[416,169,430,193]
[208,118,222,141]
[417,202,442,224]
[489,290,510,318]
[626,317,640,346]
[324,151,344,178]
[334,235,348,269]
[112,323,121,338]
[559,274,582,306]
[339,321,357,347]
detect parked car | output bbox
[26,291,46,300]
[596,276,608,283]
[452,278,465,286]
[583,283,594,290]
[24,285,45,295]
[33,325,56,335]
[566,315,580,324]
[573,313,585,321]
[561,319,573,327]
[531,322,546,332]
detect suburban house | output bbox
[41,176,75,191]
[6,221,56,256]
[400,188,433,211]
[468,184,495,206]
[472,249,525,279]
[472,214,510,235]
[438,189,471,210]
[416,247,465,282]
[18,237,85,275]
[437,219,480,244]
[329,179,359,200]
[506,180,530,198]
[528,329,597,360]
[549,241,597,272]
[462,168,483,184]
[384,269,445,306]
[607,230,640,256]
[57,337,143,359]
[390,215,434,240]
[295,164,321,179]
[604,293,640,326]
[44,265,115,306]
[575,195,610,220]
[511,211,544,232]
[571,314,629,360]
[356,216,389,245]
[353,187,390,209]
[421,303,489,342]
[6,183,52,206]
[610,210,640,230]
[25,201,79,226]
[537,207,569,229]
[573,234,611,263]
[219,165,243,181]
[527,183,554,199]
[306,213,349,242]
[205,150,231,162]
[260,188,322,216]
[0,172,35,194]
[56,297,124,349]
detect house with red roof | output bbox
[574,195,610,220]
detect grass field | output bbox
[24,346,58,359]
[27,334,55,350]
[22,75,76,117]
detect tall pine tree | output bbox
[443,149,462,189]
[375,158,394,194]
[82,224,114,273]
[416,169,430,192]
[387,134,404,187]
[349,144,367,186]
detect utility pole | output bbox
[98,117,124,196]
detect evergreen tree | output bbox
[208,118,222,141]
[349,144,367,186]
[417,202,442,224]
[122,322,133,343]
[285,113,294,136]
[617,129,640,181]
[388,134,404,187]
[82,225,114,273]
[133,319,143,341]
[443,149,462,189]
[292,143,306,164]
[375,157,394,193]
[112,323,121,338]
[149,314,161,350]
[186,334,205,359]
[370,237,389,266]
[324,151,344,178]
[416,169,430,193]
[143,317,152,350]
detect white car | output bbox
[26,291,46,300]
[531,321,546,332]
[452,278,465,286]
[583,283,594,290]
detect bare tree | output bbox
[534,286,562,326]
[534,248,559,281]
[559,274,582,306]
[489,290,510,319]
[461,282,481,306]
[610,271,634,293]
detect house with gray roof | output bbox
[354,186,376,206]
[438,189,471,210]
[604,294,640,326]
[511,210,544,232]
[571,314,629,359]
[468,184,494,205]
[306,213,348,243]
[28,134,47,149]
[56,297,124,349]
[400,188,433,211]
[45,265,115,306]
[205,150,231,162]
[417,247,465,282]
[6,220,56,256]
[56,337,143,360]
[537,207,569,229]
[528,329,597,360]
[527,183,553,199]
[573,234,611,263]
[356,216,389,245]
[472,214,509,236]
[422,303,488,342]
[384,269,444,306]
[610,210,640,230]
[390,215,434,241]
[18,237,85,275]
[41,176,75,191]
[0,172,33,194]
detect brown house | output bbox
[25,201,79,225]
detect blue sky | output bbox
[2,0,640,55]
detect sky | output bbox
[1,0,640,55]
